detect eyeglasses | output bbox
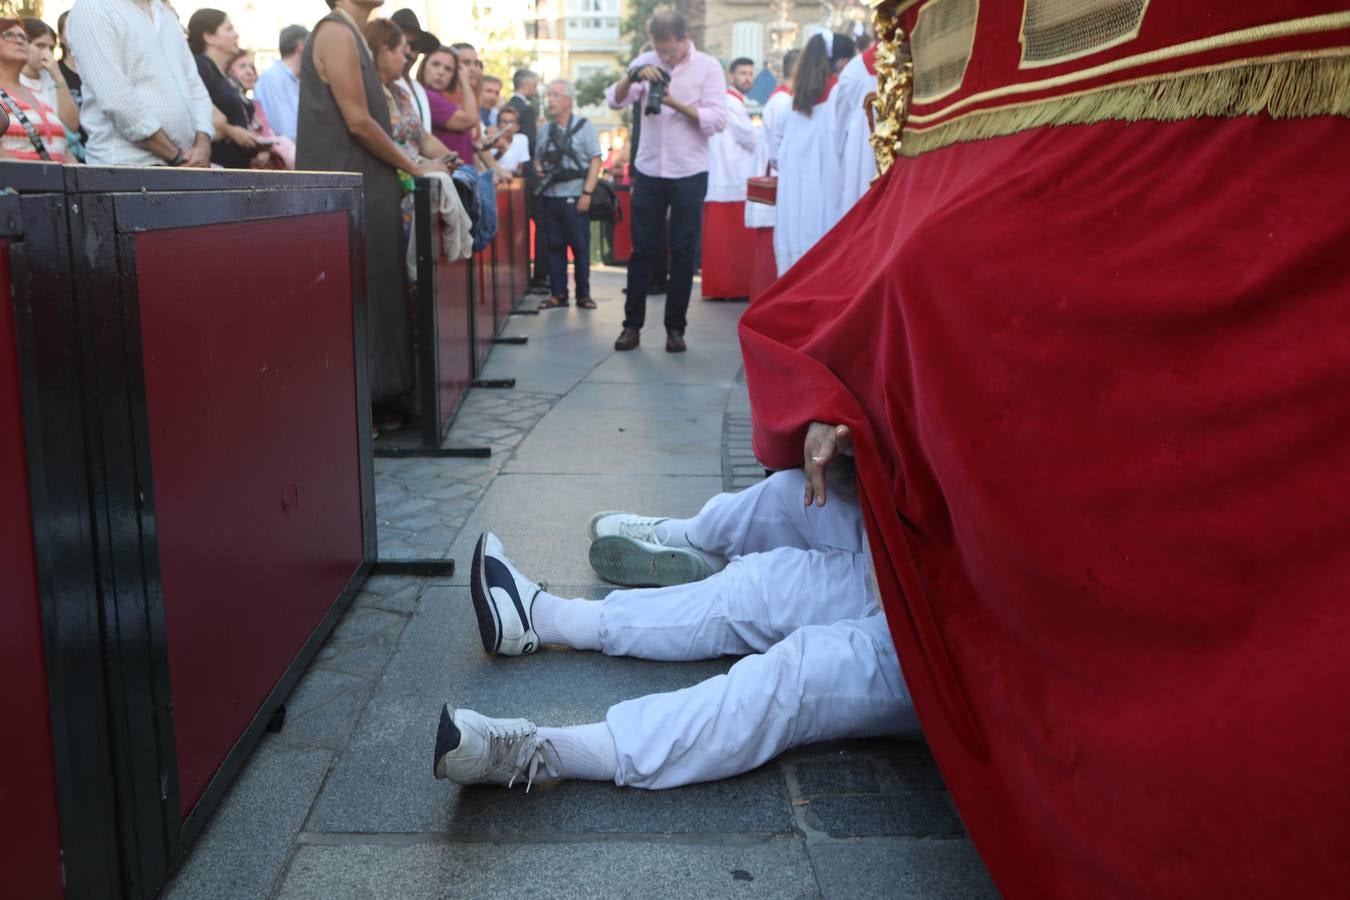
[1,30,29,45]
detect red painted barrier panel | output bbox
[134,213,366,813]
[0,236,65,900]
[474,248,494,373]
[511,186,529,300]
[434,246,473,428]
[613,187,633,262]
[493,186,513,333]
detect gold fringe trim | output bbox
[898,52,1350,157]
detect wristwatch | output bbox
[169,149,186,166]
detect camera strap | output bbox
[537,116,591,191]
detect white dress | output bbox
[835,52,878,218]
[745,87,793,230]
[705,90,757,203]
[773,84,842,276]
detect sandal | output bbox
[576,296,597,309]
[538,296,569,309]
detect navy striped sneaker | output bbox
[470,532,542,657]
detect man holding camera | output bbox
[535,79,603,310]
[606,12,727,353]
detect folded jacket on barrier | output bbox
[406,171,474,279]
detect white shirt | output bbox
[406,78,433,134]
[496,133,530,173]
[705,89,756,203]
[19,71,60,119]
[255,60,300,141]
[66,0,215,166]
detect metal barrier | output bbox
[410,177,474,448]
[2,163,374,899]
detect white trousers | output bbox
[599,470,919,789]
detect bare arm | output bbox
[316,24,428,173]
[40,57,79,132]
[442,70,478,131]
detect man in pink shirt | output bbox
[606,11,726,354]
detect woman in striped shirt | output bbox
[0,18,67,162]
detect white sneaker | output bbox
[471,532,542,656]
[589,534,713,588]
[432,705,559,790]
[587,511,670,543]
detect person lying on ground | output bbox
[431,423,919,791]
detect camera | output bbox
[629,65,671,116]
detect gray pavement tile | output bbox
[795,760,881,796]
[315,609,408,678]
[505,407,724,476]
[354,581,422,616]
[809,839,1000,899]
[801,793,964,838]
[277,838,817,900]
[162,740,332,900]
[443,473,723,586]
[306,585,777,835]
[558,381,733,412]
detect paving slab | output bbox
[809,838,1000,899]
[162,740,332,900]
[305,584,776,835]
[277,837,818,900]
[443,473,723,586]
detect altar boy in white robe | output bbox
[835,44,878,218]
[774,35,843,277]
[701,58,758,301]
[745,49,797,303]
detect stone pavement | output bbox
[163,267,999,899]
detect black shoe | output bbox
[614,327,640,351]
[665,330,686,353]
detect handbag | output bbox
[584,180,621,224]
[746,162,776,206]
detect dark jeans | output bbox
[624,168,707,331]
[542,195,591,299]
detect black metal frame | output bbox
[371,177,494,458]
[4,174,124,898]
[4,165,376,898]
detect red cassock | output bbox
[701,201,754,299]
[741,3,1350,897]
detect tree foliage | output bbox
[0,0,45,18]
[575,67,619,109]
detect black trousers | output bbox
[623,168,707,332]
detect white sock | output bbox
[653,518,726,572]
[538,722,619,782]
[652,516,696,547]
[531,592,603,650]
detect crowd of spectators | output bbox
[1,2,874,429]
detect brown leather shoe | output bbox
[614,327,641,351]
[665,329,686,353]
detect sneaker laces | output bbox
[618,516,668,543]
[486,721,559,791]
